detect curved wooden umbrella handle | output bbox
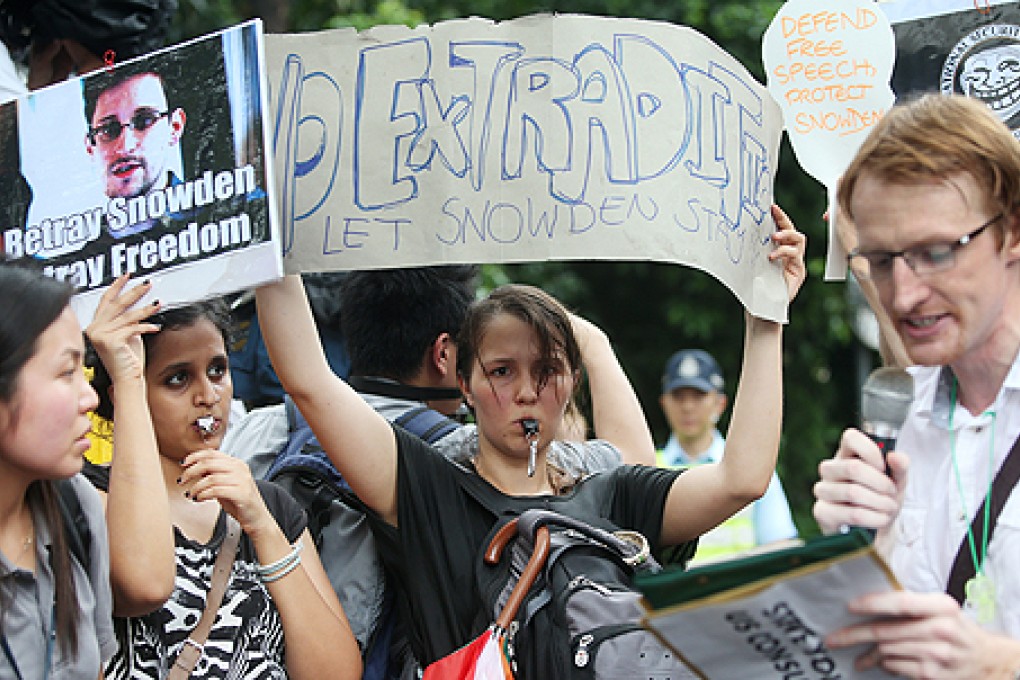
[484,518,520,565]
[495,525,550,631]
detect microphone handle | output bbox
[862,423,898,474]
[841,428,898,540]
[869,434,894,473]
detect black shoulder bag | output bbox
[945,433,1020,604]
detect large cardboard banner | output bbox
[0,20,281,324]
[264,15,790,321]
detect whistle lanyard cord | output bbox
[948,377,996,576]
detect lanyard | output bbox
[948,377,996,577]
[1,604,56,680]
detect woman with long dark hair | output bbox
[0,265,173,679]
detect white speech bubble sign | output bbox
[763,0,896,279]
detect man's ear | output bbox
[1003,212,1020,263]
[169,108,186,144]
[714,393,729,421]
[431,333,453,377]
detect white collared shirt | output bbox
[890,359,1020,635]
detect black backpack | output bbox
[480,509,695,680]
[265,397,458,680]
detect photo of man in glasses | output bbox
[2,23,276,316]
[83,61,186,237]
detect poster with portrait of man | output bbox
[0,19,281,324]
[881,0,1020,138]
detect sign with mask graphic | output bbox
[881,0,1020,138]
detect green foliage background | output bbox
[171,0,881,537]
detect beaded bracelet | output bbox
[257,542,303,579]
[262,553,302,583]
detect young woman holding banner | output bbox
[255,204,806,673]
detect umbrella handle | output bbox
[491,524,551,631]
[484,518,520,565]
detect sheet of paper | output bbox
[643,550,899,679]
[762,0,895,282]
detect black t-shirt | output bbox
[368,427,687,666]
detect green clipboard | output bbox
[636,528,874,611]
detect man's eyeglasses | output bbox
[88,108,170,145]
[847,213,1002,282]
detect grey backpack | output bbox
[482,509,697,680]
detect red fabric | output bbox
[421,629,513,680]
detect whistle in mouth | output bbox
[197,416,216,435]
[522,418,539,477]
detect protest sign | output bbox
[264,14,791,321]
[638,530,900,679]
[0,19,281,324]
[881,0,1020,137]
[762,0,895,280]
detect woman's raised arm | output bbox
[256,275,400,525]
[660,205,806,545]
[86,276,175,616]
[570,313,656,465]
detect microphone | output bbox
[840,367,913,539]
[861,367,914,462]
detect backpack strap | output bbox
[168,516,241,680]
[266,397,347,488]
[393,406,459,444]
[348,375,462,402]
[946,431,1020,604]
[273,397,459,480]
[347,375,461,443]
[54,479,91,573]
[283,395,305,436]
